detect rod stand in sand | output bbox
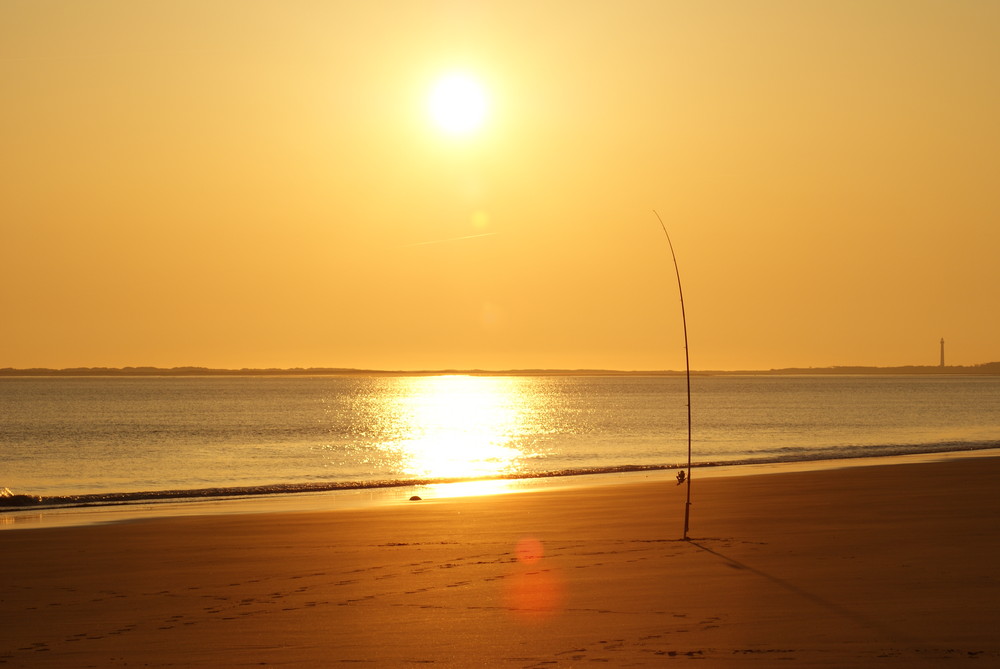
[654,210,692,541]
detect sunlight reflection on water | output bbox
[382,375,531,481]
[5,375,998,502]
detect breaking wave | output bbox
[4,440,997,513]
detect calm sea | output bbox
[2,374,998,511]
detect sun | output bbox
[427,73,489,135]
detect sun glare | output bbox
[428,73,489,135]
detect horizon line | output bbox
[2,362,999,377]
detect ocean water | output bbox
[2,374,999,510]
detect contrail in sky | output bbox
[400,232,498,248]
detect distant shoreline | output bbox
[2,363,999,376]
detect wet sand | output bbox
[2,457,999,667]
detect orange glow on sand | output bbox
[504,538,563,621]
[515,537,544,565]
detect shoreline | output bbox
[4,447,999,532]
[1,456,998,666]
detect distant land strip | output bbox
[2,363,999,377]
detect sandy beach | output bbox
[2,457,998,668]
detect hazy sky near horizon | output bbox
[3,1,998,371]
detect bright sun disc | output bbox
[428,73,488,135]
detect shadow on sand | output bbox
[688,539,910,644]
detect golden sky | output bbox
[3,1,998,371]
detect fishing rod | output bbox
[653,210,692,540]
